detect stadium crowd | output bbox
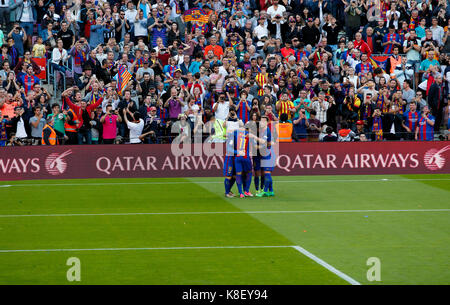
[0,0,450,146]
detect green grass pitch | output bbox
[0,174,449,285]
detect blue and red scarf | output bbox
[372,116,383,141]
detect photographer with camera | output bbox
[343,0,362,42]
[8,23,27,57]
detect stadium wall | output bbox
[0,142,449,181]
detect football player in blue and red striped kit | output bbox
[248,113,265,194]
[224,129,237,198]
[415,106,435,141]
[232,126,254,198]
[402,101,420,140]
[256,116,276,197]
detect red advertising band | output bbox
[0,142,449,181]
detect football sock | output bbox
[260,174,265,190]
[224,178,231,194]
[264,173,271,192]
[229,176,236,190]
[236,174,244,195]
[244,172,252,193]
[254,176,260,191]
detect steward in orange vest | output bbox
[64,108,79,145]
[42,120,59,145]
[64,108,78,133]
[386,46,402,77]
[276,113,298,142]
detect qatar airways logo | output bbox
[424,146,450,171]
[275,153,420,172]
[45,150,73,176]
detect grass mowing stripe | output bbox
[0,209,449,218]
[292,246,361,285]
[0,245,294,253]
[2,178,450,187]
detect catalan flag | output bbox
[114,65,133,96]
[369,55,389,74]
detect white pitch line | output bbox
[0,243,362,285]
[0,245,293,253]
[292,246,361,285]
[1,178,450,188]
[0,209,448,218]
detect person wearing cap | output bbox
[140,105,162,144]
[355,119,368,137]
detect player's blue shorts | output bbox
[235,156,252,173]
[223,156,236,177]
[252,156,261,171]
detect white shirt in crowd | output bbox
[127,119,144,143]
[16,117,28,138]
[214,101,229,121]
[51,48,68,65]
[20,0,34,23]
[254,25,268,43]
[134,18,148,37]
[266,5,286,19]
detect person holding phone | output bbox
[101,104,122,144]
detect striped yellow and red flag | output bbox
[115,65,133,96]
